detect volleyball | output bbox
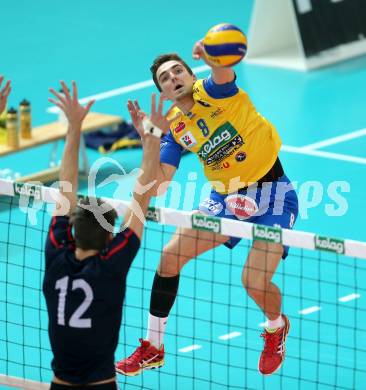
[202,23,247,67]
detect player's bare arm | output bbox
[48,81,95,216]
[127,95,177,195]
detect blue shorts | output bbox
[198,175,299,258]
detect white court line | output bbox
[299,306,321,315]
[281,144,366,165]
[338,293,361,303]
[179,344,202,353]
[46,65,210,114]
[218,331,242,340]
[300,128,366,151]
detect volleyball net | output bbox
[1,179,365,389]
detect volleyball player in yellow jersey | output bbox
[116,40,298,377]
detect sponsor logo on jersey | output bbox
[191,214,221,233]
[198,122,240,160]
[146,207,161,222]
[314,236,344,254]
[197,100,211,107]
[225,194,258,220]
[235,152,247,162]
[174,121,185,133]
[206,135,244,165]
[160,141,168,150]
[198,129,232,159]
[199,198,223,216]
[180,132,197,148]
[253,224,282,244]
[210,107,225,119]
[13,182,42,201]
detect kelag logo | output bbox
[198,122,238,160]
[146,207,161,223]
[315,235,344,254]
[253,224,282,244]
[191,214,221,234]
[13,183,42,201]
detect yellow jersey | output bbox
[160,76,282,194]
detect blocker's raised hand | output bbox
[49,81,95,129]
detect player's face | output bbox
[156,60,195,101]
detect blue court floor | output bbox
[1,0,366,389]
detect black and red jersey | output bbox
[43,216,140,384]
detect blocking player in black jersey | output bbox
[43,81,165,389]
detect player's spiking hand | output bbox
[49,81,95,130]
[192,39,206,62]
[192,39,215,67]
[193,39,234,83]
[0,76,11,115]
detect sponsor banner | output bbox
[314,235,345,255]
[253,224,282,244]
[146,207,161,223]
[13,182,42,201]
[191,214,221,234]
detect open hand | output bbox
[49,81,95,129]
[127,99,146,137]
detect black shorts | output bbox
[49,382,119,390]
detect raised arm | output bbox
[192,40,235,84]
[122,94,172,239]
[127,96,178,196]
[0,76,11,115]
[48,81,94,216]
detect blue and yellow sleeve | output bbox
[202,75,239,99]
[160,131,183,168]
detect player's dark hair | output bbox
[70,197,118,251]
[151,53,193,91]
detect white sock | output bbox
[146,314,167,348]
[266,315,284,330]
